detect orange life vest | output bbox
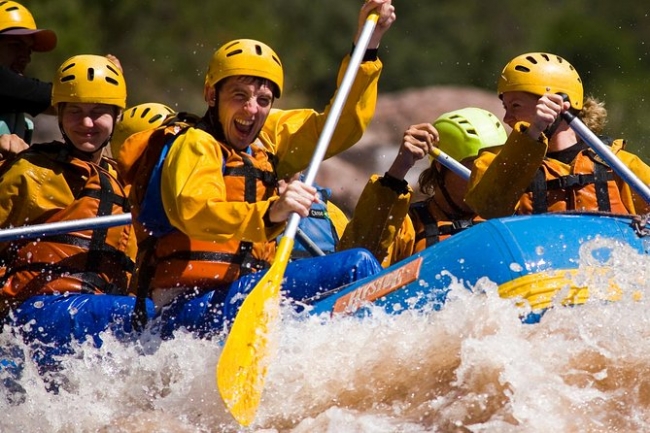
[124,119,278,295]
[408,199,482,252]
[0,143,134,304]
[520,141,629,215]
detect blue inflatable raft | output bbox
[308,212,650,322]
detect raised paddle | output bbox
[216,11,381,427]
[561,110,650,204]
[429,147,471,181]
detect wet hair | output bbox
[578,96,607,134]
[418,162,442,196]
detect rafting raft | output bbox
[307,212,650,322]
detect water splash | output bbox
[2,239,650,432]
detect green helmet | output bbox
[111,102,175,156]
[0,1,56,52]
[433,107,507,162]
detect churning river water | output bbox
[1,237,650,432]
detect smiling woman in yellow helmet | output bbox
[339,107,508,267]
[465,52,650,218]
[0,54,154,384]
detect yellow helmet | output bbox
[0,1,56,52]
[52,55,127,109]
[204,39,283,99]
[433,107,507,163]
[111,102,174,156]
[497,52,583,110]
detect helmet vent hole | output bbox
[540,53,550,62]
[60,74,74,83]
[141,108,151,118]
[226,49,243,58]
[254,45,263,56]
[514,65,530,73]
[525,56,538,64]
[61,63,76,73]
[149,114,164,124]
[105,77,119,86]
[87,67,95,81]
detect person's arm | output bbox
[338,174,412,264]
[465,122,548,218]
[615,149,650,215]
[338,122,435,262]
[267,0,396,179]
[0,66,52,116]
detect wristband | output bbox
[379,172,409,195]
[350,44,379,61]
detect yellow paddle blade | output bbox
[216,235,294,426]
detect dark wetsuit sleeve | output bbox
[0,66,52,116]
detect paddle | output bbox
[429,147,471,181]
[0,213,132,242]
[216,12,380,427]
[561,110,650,204]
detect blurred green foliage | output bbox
[25,0,650,159]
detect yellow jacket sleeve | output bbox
[160,128,282,243]
[338,174,413,266]
[614,149,650,215]
[0,157,73,230]
[386,215,416,268]
[263,55,383,179]
[465,122,547,218]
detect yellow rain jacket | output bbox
[339,174,415,267]
[120,55,383,297]
[466,122,650,218]
[0,143,135,311]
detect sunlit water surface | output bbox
[1,238,650,432]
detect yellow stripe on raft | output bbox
[497,267,643,311]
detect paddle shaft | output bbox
[430,147,471,181]
[284,14,379,240]
[0,213,132,242]
[562,111,650,204]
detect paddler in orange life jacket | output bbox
[465,52,650,218]
[119,0,396,338]
[0,55,155,376]
[339,107,507,267]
